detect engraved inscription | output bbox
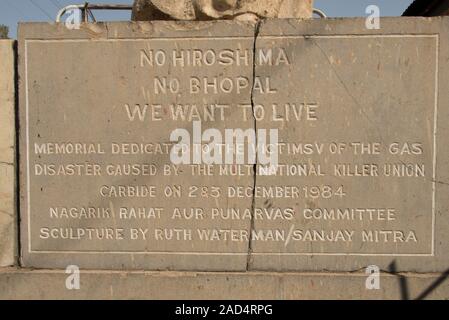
[23,33,437,263]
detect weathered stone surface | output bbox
[249,18,448,273]
[132,0,196,21]
[19,21,255,271]
[18,17,449,273]
[132,0,314,21]
[0,40,16,267]
[0,268,448,300]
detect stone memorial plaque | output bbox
[19,22,256,270]
[19,19,449,272]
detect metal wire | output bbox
[29,0,54,20]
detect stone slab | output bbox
[18,18,449,272]
[18,21,256,271]
[249,18,449,273]
[0,40,16,267]
[0,268,448,300]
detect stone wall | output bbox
[1,17,449,299]
[0,40,16,267]
[0,269,448,299]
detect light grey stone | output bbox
[249,18,449,273]
[18,21,256,271]
[17,17,449,273]
[0,40,16,267]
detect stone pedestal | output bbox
[1,17,448,299]
[0,268,448,300]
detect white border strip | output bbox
[431,35,440,256]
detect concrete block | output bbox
[0,39,16,267]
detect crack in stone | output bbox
[0,209,13,218]
[246,20,261,271]
[105,22,110,39]
[433,179,449,186]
